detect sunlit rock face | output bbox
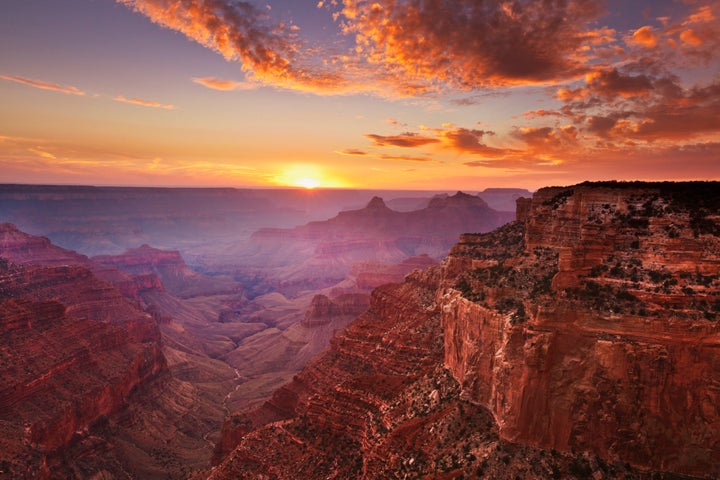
[442,182,720,477]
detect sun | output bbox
[294,177,320,189]
[274,164,349,189]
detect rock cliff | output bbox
[210,181,719,479]
[442,181,720,477]
[0,258,166,478]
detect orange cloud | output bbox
[365,132,439,148]
[336,0,605,89]
[335,148,368,156]
[513,126,579,152]
[584,68,653,98]
[438,128,513,158]
[630,26,658,48]
[680,29,704,47]
[378,154,431,162]
[0,74,85,96]
[113,95,175,110]
[118,0,349,94]
[685,5,716,25]
[192,76,257,91]
[557,87,590,102]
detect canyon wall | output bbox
[442,182,720,477]
[211,181,719,479]
[0,258,166,478]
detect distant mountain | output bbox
[477,187,533,211]
[212,191,515,296]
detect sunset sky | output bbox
[1,0,719,190]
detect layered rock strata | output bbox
[211,181,719,479]
[210,268,654,479]
[442,181,720,477]
[0,259,166,478]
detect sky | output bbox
[0,0,719,191]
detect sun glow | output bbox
[294,177,320,189]
[275,164,349,189]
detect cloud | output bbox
[362,124,528,167]
[438,127,512,157]
[118,0,348,93]
[551,62,720,143]
[0,74,85,96]
[608,81,720,140]
[335,0,606,89]
[335,148,368,156]
[27,147,57,159]
[623,3,720,65]
[630,26,658,48]
[378,154,431,162]
[116,0,718,100]
[192,76,257,91]
[365,132,439,148]
[685,5,716,25]
[113,95,175,110]
[584,68,654,98]
[513,126,579,152]
[680,29,703,47]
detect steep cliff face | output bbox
[0,259,166,478]
[442,182,720,477]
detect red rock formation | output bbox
[210,181,718,479]
[93,244,243,299]
[0,259,166,478]
[208,267,655,479]
[233,193,513,295]
[441,182,720,477]
[301,293,369,327]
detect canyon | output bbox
[2,182,718,478]
[210,182,719,479]
[0,186,515,478]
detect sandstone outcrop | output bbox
[301,293,369,327]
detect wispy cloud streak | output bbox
[0,74,85,96]
[113,95,176,110]
[192,76,257,91]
